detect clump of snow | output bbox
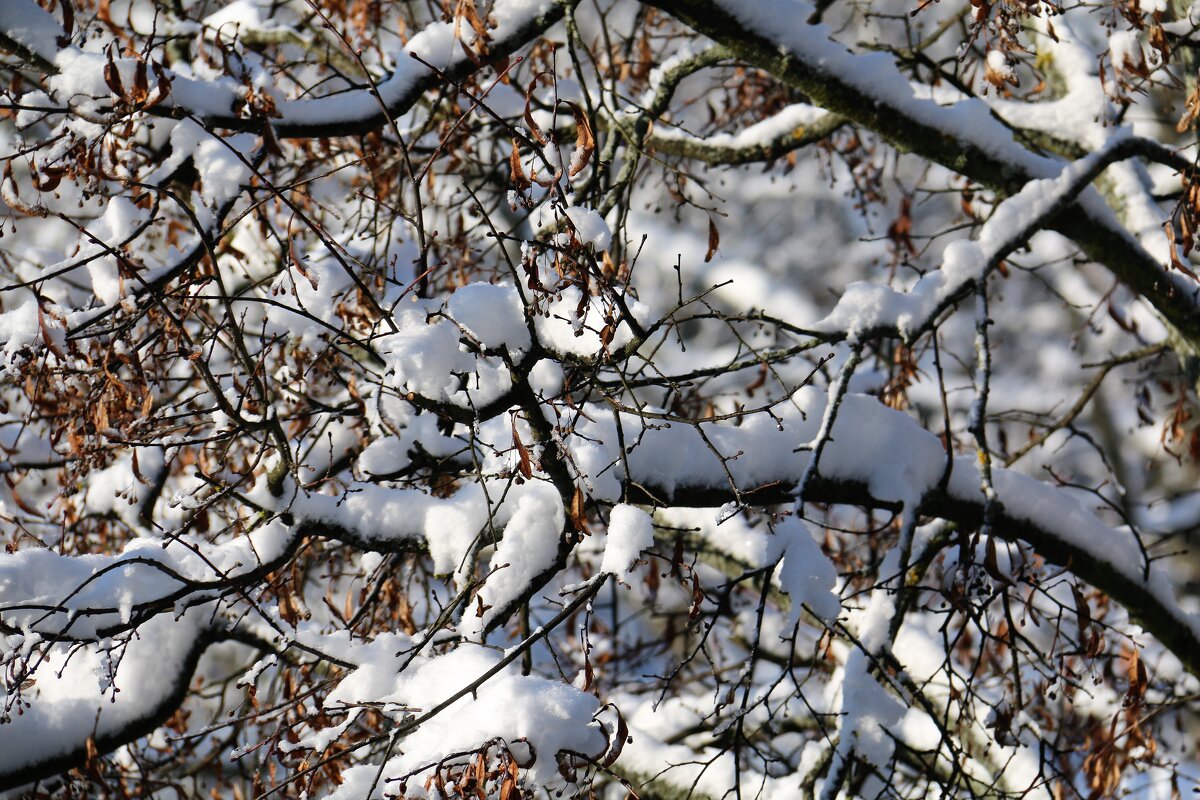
[1109,30,1144,76]
[460,482,564,640]
[421,489,489,581]
[813,238,986,340]
[985,49,1016,84]
[563,206,611,250]
[533,286,648,357]
[0,295,43,369]
[381,263,648,370]
[202,0,283,35]
[83,197,147,305]
[774,517,840,625]
[359,552,384,576]
[381,307,471,401]
[166,121,255,211]
[837,650,906,769]
[324,643,607,795]
[273,479,485,584]
[0,2,62,63]
[600,504,655,576]
[446,282,531,356]
[49,50,108,106]
[377,299,525,412]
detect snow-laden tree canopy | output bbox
[1,0,1199,797]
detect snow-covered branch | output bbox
[647,0,1200,374]
[0,0,569,139]
[4,0,1200,796]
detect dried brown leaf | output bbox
[705,217,719,263]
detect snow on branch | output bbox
[815,136,1175,341]
[0,611,217,790]
[0,521,293,640]
[5,0,1200,795]
[647,0,1200,369]
[646,104,846,164]
[0,0,567,138]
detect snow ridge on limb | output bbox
[305,393,1200,682]
[0,522,293,641]
[9,0,1199,793]
[0,0,570,139]
[354,281,1200,678]
[9,381,1183,629]
[0,540,609,794]
[579,390,1200,677]
[0,301,1196,791]
[815,136,1170,342]
[11,392,1191,675]
[0,610,218,791]
[0,1,61,72]
[644,0,1200,371]
[646,103,847,164]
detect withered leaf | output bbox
[510,139,531,191]
[568,485,588,533]
[523,77,548,146]
[132,448,150,485]
[564,101,594,177]
[1071,583,1092,639]
[983,535,1013,586]
[602,706,629,767]
[705,217,719,263]
[103,59,125,101]
[512,417,533,479]
[1126,646,1148,701]
[31,168,62,193]
[150,61,172,107]
[289,238,319,291]
[132,59,149,105]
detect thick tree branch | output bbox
[647,107,846,164]
[0,619,219,792]
[0,0,572,140]
[643,0,1200,372]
